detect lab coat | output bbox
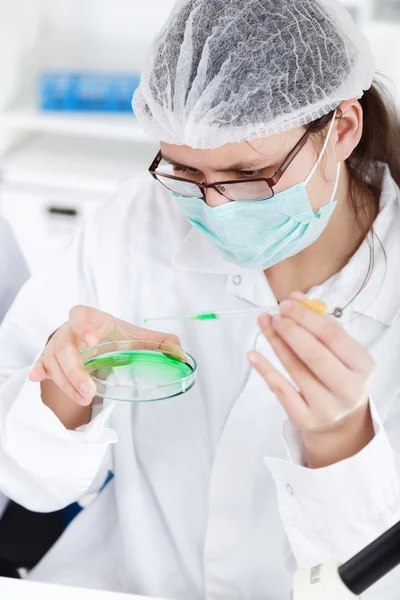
[0,217,29,520]
[0,168,400,600]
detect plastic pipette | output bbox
[144,299,327,323]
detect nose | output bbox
[205,187,231,207]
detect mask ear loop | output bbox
[305,109,338,187]
[329,162,341,204]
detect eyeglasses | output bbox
[148,128,312,203]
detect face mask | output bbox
[175,113,341,270]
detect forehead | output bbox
[159,126,305,171]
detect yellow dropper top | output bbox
[301,299,327,315]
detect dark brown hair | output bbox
[306,80,400,229]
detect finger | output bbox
[29,354,47,382]
[42,352,91,406]
[259,314,342,418]
[280,297,374,373]
[69,306,117,348]
[133,328,181,349]
[115,320,180,346]
[84,312,185,360]
[248,350,311,428]
[135,332,184,360]
[29,361,48,383]
[113,322,185,360]
[69,305,185,360]
[268,314,356,399]
[54,336,97,400]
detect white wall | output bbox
[37,0,177,71]
[0,0,178,108]
[0,0,176,272]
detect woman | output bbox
[0,0,400,598]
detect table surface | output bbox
[0,577,166,600]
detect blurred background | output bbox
[0,0,399,274]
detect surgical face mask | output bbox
[175,113,341,270]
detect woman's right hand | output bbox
[29,305,182,407]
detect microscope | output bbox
[293,520,400,598]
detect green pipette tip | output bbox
[144,312,218,324]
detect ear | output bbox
[335,99,363,162]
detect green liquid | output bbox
[144,313,218,323]
[84,350,194,381]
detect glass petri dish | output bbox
[81,340,197,403]
[81,340,197,402]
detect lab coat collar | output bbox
[173,226,238,275]
[173,227,276,308]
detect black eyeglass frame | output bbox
[148,128,312,202]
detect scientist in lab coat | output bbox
[1,1,400,598]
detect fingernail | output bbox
[174,348,187,361]
[248,351,259,366]
[280,300,294,314]
[259,314,270,327]
[84,333,98,348]
[79,383,92,397]
[76,393,91,406]
[290,291,306,300]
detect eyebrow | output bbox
[161,154,273,172]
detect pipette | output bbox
[144,299,327,323]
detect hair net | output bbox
[132,0,375,149]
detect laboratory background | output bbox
[0,0,399,274]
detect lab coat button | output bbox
[333,307,343,319]
[286,484,294,496]
[233,275,242,285]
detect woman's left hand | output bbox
[248,291,376,468]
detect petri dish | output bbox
[81,340,197,403]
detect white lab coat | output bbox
[0,217,29,520]
[0,168,400,600]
